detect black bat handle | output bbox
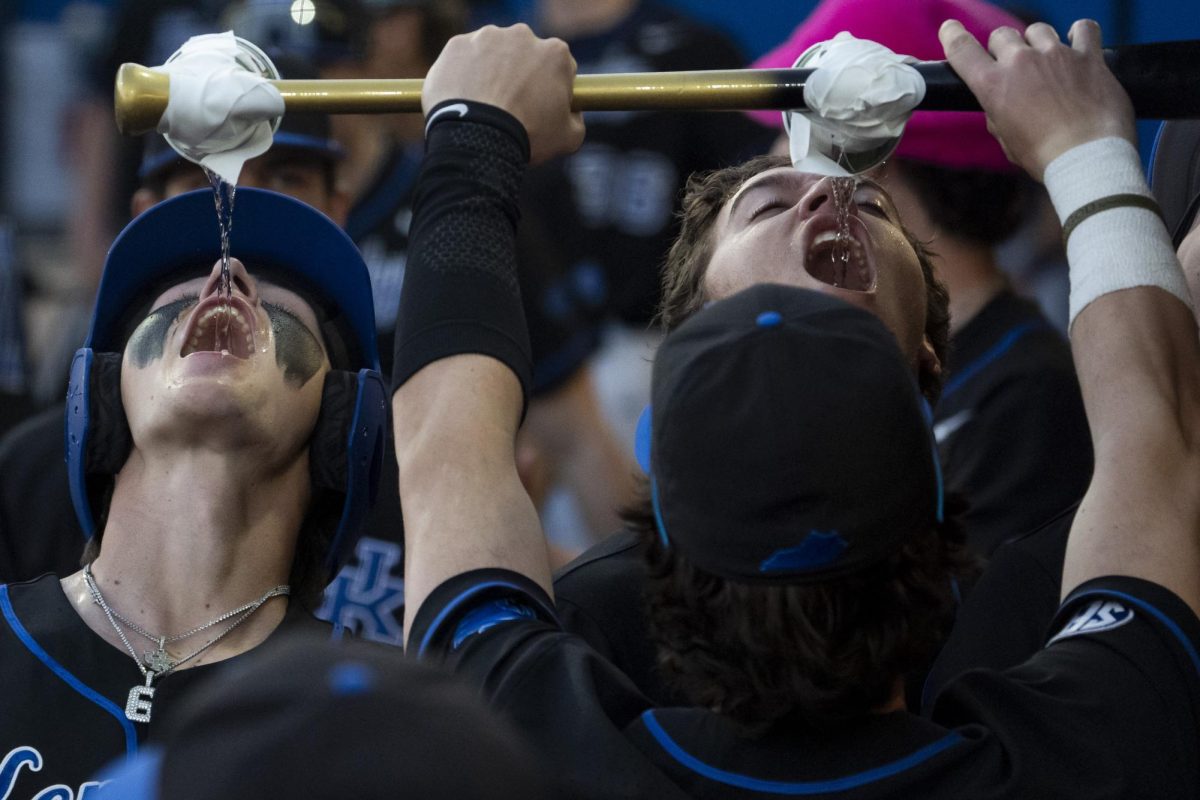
[917,41,1200,118]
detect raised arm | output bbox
[942,20,1200,614]
[391,26,584,641]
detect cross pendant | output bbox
[125,672,155,722]
[144,647,174,673]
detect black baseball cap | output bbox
[93,636,554,799]
[1150,120,1200,249]
[636,284,943,585]
[138,54,343,183]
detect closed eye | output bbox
[748,199,789,221]
[856,200,890,218]
[853,182,900,221]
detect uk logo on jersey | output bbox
[1049,598,1135,644]
[316,537,405,646]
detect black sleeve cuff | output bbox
[408,568,558,661]
[1049,575,1200,672]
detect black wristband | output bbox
[392,99,534,414]
[423,99,531,163]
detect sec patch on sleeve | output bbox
[1049,599,1135,644]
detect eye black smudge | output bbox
[264,302,325,387]
[126,297,196,368]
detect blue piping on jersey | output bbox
[641,710,962,794]
[919,398,946,522]
[940,321,1048,400]
[0,585,138,757]
[650,474,670,547]
[930,428,945,523]
[416,580,554,659]
[1062,588,1200,678]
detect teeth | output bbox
[182,303,258,356]
[814,231,840,246]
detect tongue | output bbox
[807,244,847,287]
[807,242,872,291]
[209,320,233,353]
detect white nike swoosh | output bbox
[424,102,469,137]
[933,409,974,443]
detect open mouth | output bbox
[180,298,256,359]
[803,225,877,293]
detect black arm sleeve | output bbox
[391,101,534,410]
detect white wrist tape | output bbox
[1042,137,1191,328]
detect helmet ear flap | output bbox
[309,368,388,572]
[87,352,132,474]
[66,349,131,539]
[311,370,356,492]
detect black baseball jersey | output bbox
[0,406,82,583]
[314,433,407,647]
[934,290,1092,556]
[553,530,668,702]
[417,568,1200,798]
[0,574,329,797]
[922,503,1074,709]
[525,1,777,324]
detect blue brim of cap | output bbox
[634,403,652,474]
[90,187,378,370]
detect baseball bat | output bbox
[114,40,1200,137]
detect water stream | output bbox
[204,167,237,351]
[829,176,857,288]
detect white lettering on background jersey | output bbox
[0,747,105,800]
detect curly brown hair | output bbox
[658,155,951,403]
[629,490,974,730]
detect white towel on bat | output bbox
[154,31,284,185]
[785,32,925,176]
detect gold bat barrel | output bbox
[114,62,822,136]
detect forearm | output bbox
[398,356,549,636]
[1046,140,1200,605]
[392,104,551,640]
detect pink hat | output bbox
[750,0,1022,172]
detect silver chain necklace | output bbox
[82,563,289,722]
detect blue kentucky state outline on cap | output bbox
[759,531,849,573]
[634,403,653,474]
